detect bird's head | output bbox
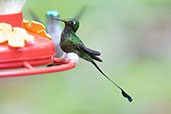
[52,18,80,32]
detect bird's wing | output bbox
[76,44,101,56]
[76,44,102,62]
[75,5,88,20]
[67,34,102,62]
[29,9,45,25]
[70,34,101,56]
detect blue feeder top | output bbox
[46,10,59,17]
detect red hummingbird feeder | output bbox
[0,12,76,77]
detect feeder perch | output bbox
[0,12,76,77]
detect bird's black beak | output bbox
[51,17,67,23]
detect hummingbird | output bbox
[52,17,133,102]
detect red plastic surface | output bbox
[0,58,76,77]
[0,12,56,68]
[0,12,23,27]
[0,12,76,76]
[0,32,55,69]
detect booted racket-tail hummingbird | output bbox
[52,17,133,102]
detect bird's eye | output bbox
[70,21,75,25]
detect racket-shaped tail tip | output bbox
[121,90,133,102]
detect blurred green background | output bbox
[0,0,171,114]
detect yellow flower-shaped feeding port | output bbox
[0,23,34,48]
[22,20,52,40]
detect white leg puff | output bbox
[64,52,79,64]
